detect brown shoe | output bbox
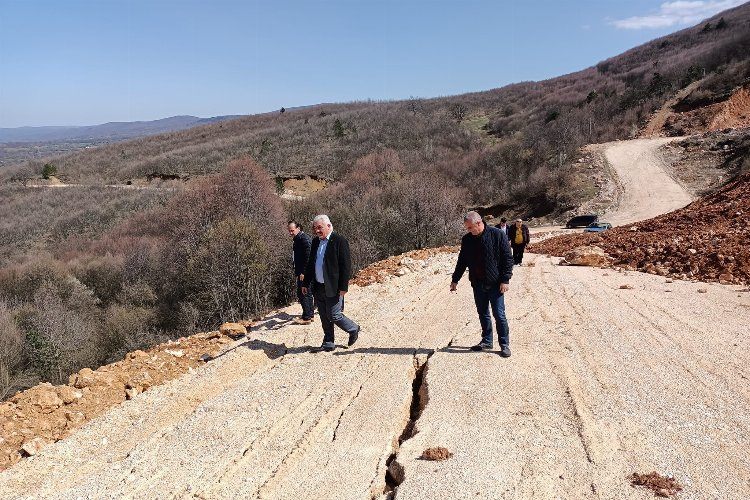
[293,318,313,325]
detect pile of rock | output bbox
[0,330,236,471]
[530,172,750,285]
[351,246,456,287]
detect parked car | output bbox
[584,222,612,233]
[565,214,598,228]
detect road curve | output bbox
[601,137,693,226]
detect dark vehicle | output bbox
[565,214,598,228]
[584,221,612,233]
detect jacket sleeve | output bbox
[338,237,352,292]
[300,234,312,275]
[302,239,317,287]
[498,231,514,284]
[524,226,531,245]
[451,237,468,283]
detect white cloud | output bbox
[611,0,745,30]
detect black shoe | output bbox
[499,345,511,357]
[348,327,360,347]
[313,342,336,353]
[470,343,493,352]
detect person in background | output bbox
[301,215,361,352]
[495,217,509,236]
[288,221,314,325]
[507,218,530,265]
[450,211,514,357]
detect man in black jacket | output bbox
[301,215,360,352]
[288,221,314,324]
[451,211,514,357]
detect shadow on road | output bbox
[253,312,295,331]
[334,347,435,356]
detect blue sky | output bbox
[0,0,745,127]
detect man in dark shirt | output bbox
[495,217,509,236]
[288,221,314,324]
[451,211,514,357]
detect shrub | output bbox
[0,301,23,399]
[184,217,277,325]
[42,163,57,179]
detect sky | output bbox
[0,0,745,127]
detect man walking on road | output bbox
[301,215,361,352]
[507,218,530,266]
[288,221,314,325]
[495,217,509,236]
[450,211,514,357]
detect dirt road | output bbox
[1,251,749,499]
[600,138,693,226]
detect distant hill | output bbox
[0,115,242,143]
[4,4,750,213]
[5,2,748,220]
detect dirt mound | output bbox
[420,446,453,461]
[662,85,750,136]
[0,330,237,471]
[351,246,457,287]
[530,172,750,285]
[710,86,750,131]
[630,471,683,497]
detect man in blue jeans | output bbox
[450,211,514,357]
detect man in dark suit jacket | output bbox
[288,221,314,324]
[495,217,509,236]
[301,215,361,352]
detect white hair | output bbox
[463,211,482,223]
[313,214,332,227]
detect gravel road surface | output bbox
[1,252,749,499]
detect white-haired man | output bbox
[450,211,514,357]
[301,215,361,352]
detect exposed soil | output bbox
[652,85,750,137]
[278,174,328,200]
[661,129,750,196]
[0,330,237,471]
[351,246,457,287]
[530,171,750,285]
[420,447,453,461]
[630,471,683,497]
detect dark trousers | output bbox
[312,282,359,344]
[511,243,526,265]
[472,284,510,347]
[296,278,314,320]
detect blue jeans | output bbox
[472,284,510,347]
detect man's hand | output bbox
[499,283,510,294]
[301,287,308,295]
[450,282,458,292]
[339,290,347,297]
[299,273,304,281]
